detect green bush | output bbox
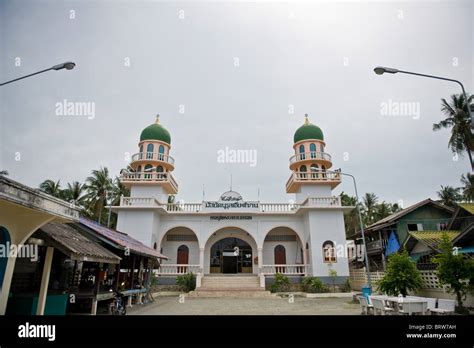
[176,272,196,292]
[378,249,422,297]
[302,276,329,293]
[270,273,290,293]
[341,278,352,293]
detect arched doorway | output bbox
[210,238,252,274]
[0,227,10,289]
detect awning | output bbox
[77,218,168,260]
[409,251,432,261]
[458,246,474,254]
[37,222,121,264]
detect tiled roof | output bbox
[78,217,168,260]
[458,203,474,215]
[38,222,121,264]
[408,230,459,251]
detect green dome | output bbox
[140,116,171,144]
[293,116,324,143]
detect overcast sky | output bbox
[0,0,473,207]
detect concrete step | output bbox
[188,289,276,298]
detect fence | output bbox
[349,268,444,291]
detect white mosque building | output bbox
[112,115,353,289]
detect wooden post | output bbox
[36,247,54,315]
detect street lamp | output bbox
[373,66,474,128]
[315,168,372,290]
[0,61,76,86]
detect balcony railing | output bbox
[289,151,332,164]
[121,197,160,207]
[120,172,178,191]
[118,196,341,211]
[286,171,341,190]
[260,203,300,212]
[166,203,203,213]
[261,264,307,275]
[156,264,201,275]
[131,152,175,165]
[303,196,341,207]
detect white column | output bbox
[303,248,308,275]
[199,248,204,274]
[36,246,54,315]
[91,299,98,315]
[257,247,263,274]
[0,256,17,315]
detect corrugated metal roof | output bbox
[363,199,454,233]
[38,222,121,264]
[78,218,168,259]
[408,230,459,251]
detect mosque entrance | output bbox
[210,237,253,274]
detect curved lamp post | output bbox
[315,168,372,290]
[0,62,76,86]
[373,66,474,129]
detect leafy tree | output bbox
[62,181,87,206]
[437,185,462,207]
[39,179,63,198]
[362,193,378,226]
[377,249,422,297]
[340,192,360,236]
[433,93,474,170]
[85,167,113,223]
[432,233,474,311]
[460,172,474,202]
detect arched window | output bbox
[156,166,163,172]
[158,145,165,161]
[320,144,325,153]
[322,240,336,263]
[146,144,154,159]
[144,164,152,179]
[139,144,144,159]
[153,242,157,250]
[137,165,142,178]
[310,143,316,158]
[321,165,326,178]
[310,163,319,179]
[177,245,189,273]
[299,144,306,160]
[300,165,307,179]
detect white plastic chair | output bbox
[372,297,395,315]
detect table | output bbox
[371,295,428,315]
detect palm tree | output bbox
[63,181,87,206]
[433,93,474,170]
[460,172,474,202]
[340,192,360,236]
[437,185,462,207]
[0,170,8,176]
[85,167,113,223]
[362,193,379,226]
[373,201,392,222]
[39,179,62,198]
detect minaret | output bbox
[120,115,178,203]
[286,114,341,202]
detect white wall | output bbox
[116,210,159,247]
[306,209,349,278]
